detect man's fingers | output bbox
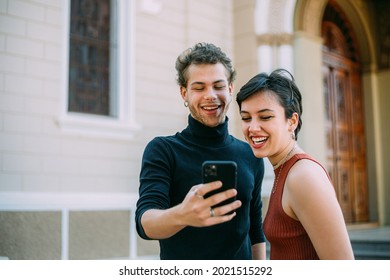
[210,199,242,217]
[205,188,237,206]
[190,181,222,197]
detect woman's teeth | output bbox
[252,137,267,144]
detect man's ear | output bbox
[229,83,234,95]
[180,86,187,100]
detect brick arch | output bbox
[294,0,327,36]
[294,0,375,69]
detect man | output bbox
[135,42,266,259]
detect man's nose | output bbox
[203,87,217,100]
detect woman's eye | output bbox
[261,116,273,120]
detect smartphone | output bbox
[202,160,237,208]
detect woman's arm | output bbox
[284,159,354,260]
[251,242,267,260]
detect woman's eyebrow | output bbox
[240,109,275,114]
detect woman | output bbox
[236,69,354,260]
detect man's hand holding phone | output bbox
[187,181,241,225]
[174,161,241,228]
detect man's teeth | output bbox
[252,137,267,144]
[203,106,219,110]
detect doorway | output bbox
[321,3,369,223]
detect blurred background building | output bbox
[0,0,389,259]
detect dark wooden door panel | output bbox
[323,50,368,223]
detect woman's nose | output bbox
[248,121,261,132]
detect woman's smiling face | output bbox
[239,90,295,165]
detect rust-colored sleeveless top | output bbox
[263,153,330,260]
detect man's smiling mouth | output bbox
[201,104,221,111]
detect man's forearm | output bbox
[141,207,186,239]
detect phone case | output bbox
[202,161,237,208]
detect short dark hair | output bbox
[236,69,303,140]
[175,42,236,88]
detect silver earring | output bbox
[184,101,188,107]
[291,131,295,140]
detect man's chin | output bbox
[207,115,227,126]
[202,118,222,128]
[191,110,226,127]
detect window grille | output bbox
[68,0,111,116]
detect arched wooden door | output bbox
[322,5,369,223]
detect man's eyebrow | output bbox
[213,79,227,84]
[190,81,205,86]
[189,80,227,86]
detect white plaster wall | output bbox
[0,0,234,194]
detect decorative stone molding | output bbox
[256,32,293,46]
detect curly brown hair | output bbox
[175,42,236,88]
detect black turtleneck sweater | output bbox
[136,115,265,259]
